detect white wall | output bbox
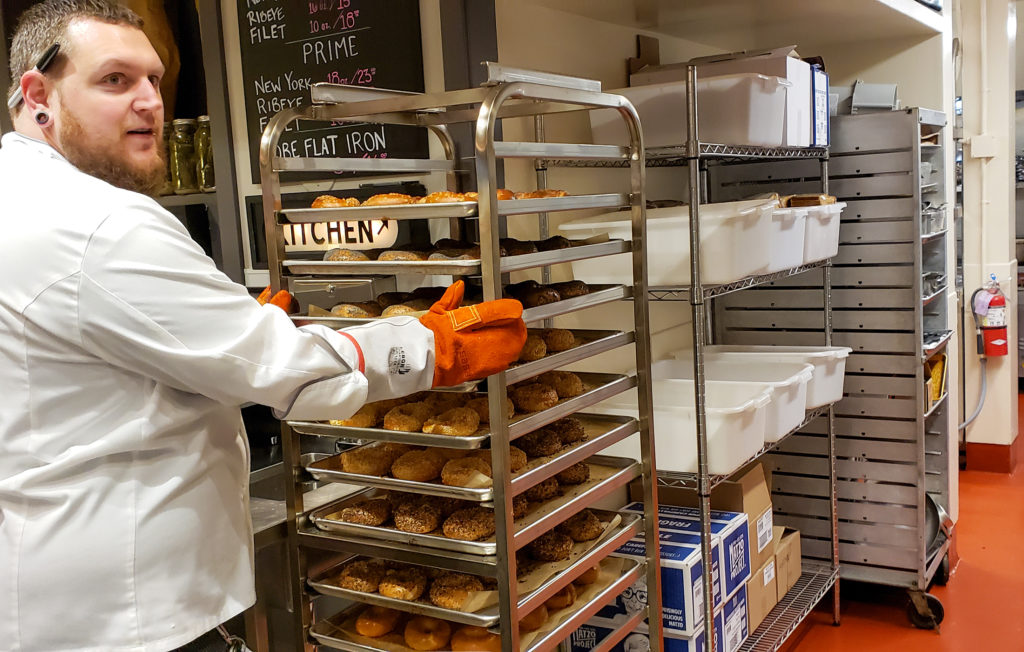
[493,1,728,372]
[959,0,1019,451]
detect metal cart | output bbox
[259,65,664,652]
[709,108,953,629]
[549,62,842,652]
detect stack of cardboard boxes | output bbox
[569,463,802,651]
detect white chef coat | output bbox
[0,132,436,652]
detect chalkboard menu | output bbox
[236,0,428,184]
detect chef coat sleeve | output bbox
[74,200,435,420]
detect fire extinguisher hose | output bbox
[960,287,988,431]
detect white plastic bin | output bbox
[592,380,769,475]
[658,356,814,442]
[767,207,808,272]
[803,202,845,264]
[558,199,775,286]
[590,74,791,148]
[701,345,852,408]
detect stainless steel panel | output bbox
[720,309,914,331]
[776,515,920,548]
[721,330,919,352]
[840,221,915,244]
[826,151,915,176]
[773,494,918,527]
[845,353,919,375]
[830,175,914,200]
[836,437,920,462]
[835,458,920,484]
[499,239,631,273]
[721,288,916,310]
[830,113,915,153]
[832,243,916,265]
[483,62,602,91]
[839,564,919,588]
[762,266,914,288]
[774,474,919,504]
[840,198,917,221]
[834,396,917,419]
[802,416,918,440]
[284,259,480,276]
[843,375,918,396]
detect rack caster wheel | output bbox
[907,591,944,630]
[932,553,950,586]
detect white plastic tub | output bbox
[590,73,791,148]
[803,203,846,264]
[592,379,769,475]
[558,199,775,286]
[701,345,852,408]
[657,356,814,442]
[767,207,808,273]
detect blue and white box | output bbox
[622,502,752,600]
[599,530,720,636]
[570,585,749,652]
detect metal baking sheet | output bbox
[305,511,640,628]
[304,413,637,503]
[307,557,642,652]
[287,285,629,328]
[288,372,633,447]
[287,421,491,449]
[309,457,638,557]
[282,258,481,276]
[522,285,630,323]
[497,193,629,216]
[279,202,477,224]
[506,330,633,385]
[280,239,629,277]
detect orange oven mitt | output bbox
[419,280,527,388]
[256,285,298,313]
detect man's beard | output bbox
[58,108,166,197]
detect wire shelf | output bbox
[648,261,829,302]
[657,405,832,491]
[738,563,839,652]
[545,144,828,168]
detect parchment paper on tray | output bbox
[455,511,622,614]
[332,557,627,652]
[518,556,626,650]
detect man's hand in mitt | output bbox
[419,280,527,387]
[257,285,298,313]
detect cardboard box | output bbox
[622,502,751,600]
[695,46,813,147]
[602,530,721,636]
[654,462,774,576]
[747,557,779,631]
[571,585,749,652]
[773,526,802,601]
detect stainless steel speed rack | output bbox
[259,70,663,652]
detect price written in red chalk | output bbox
[325,67,375,86]
[309,11,357,34]
[307,0,351,14]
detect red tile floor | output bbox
[781,404,1024,651]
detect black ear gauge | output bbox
[34,111,50,125]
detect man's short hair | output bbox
[7,0,143,118]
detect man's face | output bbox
[49,19,166,194]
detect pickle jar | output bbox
[195,115,216,192]
[170,118,198,195]
[160,121,173,195]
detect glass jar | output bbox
[160,121,173,195]
[195,115,216,192]
[170,118,198,195]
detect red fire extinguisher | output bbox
[973,273,1008,357]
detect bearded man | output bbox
[0,2,525,651]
